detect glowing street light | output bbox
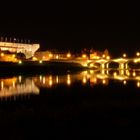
[18,60,22,64]
[123,80,127,85]
[49,53,53,58]
[132,71,136,77]
[137,81,140,87]
[106,56,110,60]
[82,54,87,59]
[39,60,43,64]
[56,55,59,59]
[67,53,71,58]
[102,54,105,58]
[12,54,15,58]
[1,53,4,57]
[113,72,117,77]
[123,53,127,58]
[136,52,140,57]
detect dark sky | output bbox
[0,2,139,57]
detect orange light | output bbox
[82,54,87,59]
[56,55,59,59]
[106,56,110,60]
[1,53,4,57]
[123,53,126,58]
[136,52,140,56]
[102,54,105,58]
[67,53,71,58]
[49,53,53,58]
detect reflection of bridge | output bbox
[0,69,140,99]
[0,77,39,98]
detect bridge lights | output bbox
[39,60,43,64]
[82,77,87,84]
[123,80,127,85]
[32,57,37,61]
[134,59,137,63]
[49,53,53,58]
[1,53,4,57]
[136,52,140,57]
[12,54,15,58]
[113,72,117,77]
[18,60,22,64]
[67,74,71,86]
[123,53,127,58]
[102,54,105,58]
[89,63,94,67]
[106,56,110,60]
[82,54,87,59]
[56,55,59,59]
[102,79,106,84]
[132,71,136,77]
[137,81,140,87]
[67,53,71,58]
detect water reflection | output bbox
[0,69,140,99]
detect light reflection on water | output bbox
[0,69,140,99]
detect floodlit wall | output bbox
[0,42,40,59]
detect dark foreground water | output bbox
[0,69,140,138]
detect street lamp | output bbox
[136,52,140,57]
[123,53,127,58]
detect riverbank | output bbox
[0,61,89,75]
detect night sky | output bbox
[0,2,139,57]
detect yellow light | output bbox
[136,52,140,56]
[12,54,15,58]
[1,81,4,89]
[43,77,46,84]
[82,54,87,59]
[102,54,105,58]
[101,64,105,69]
[32,57,37,61]
[56,76,59,83]
[42,56,45,59]
[1,53,4,57]
[90,63,94,67]
[18,75,22,83]
[113,72,117,77]
[106,56,110,60]
[123,80,127,85]
[127,71,130,76]
[12,81,15,88]
[102,79,106,84]
[132,72,136,77]
[67,74,71,85]
[67,79,71,85]
[39,60,43,64]
[134,59,137,63]
[67,53,71,58]
[137,82,140,87]
[82,77,87,84]
[123,53,126,58]
[90,70,94,74]
[49,79,53,86]
[39,75,42,82]
[56,55,59,59]
[49,53,53,58]
[18,60,22,64]
[49,76,53,86]
[120,70,124,75]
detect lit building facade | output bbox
[0,42,40,59]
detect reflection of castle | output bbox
[0,77,39,98]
